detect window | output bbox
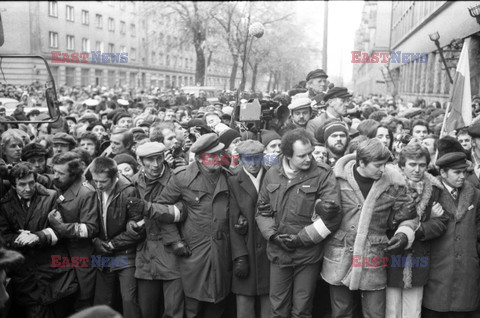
[120,21,126,34]
[159,32,164,44]
[81,69,90,87]
[82,38,90,52]
[96,14,103,29]
[120,45,126,53]
[48,1,58,17]
[131,48,136,61]
[108,43,114,53]
[166,55,170,67]
[66,67,75,86]
[82,10,89,25]
[108,71,115,87]
[151,52,156,64]
[159,53,164,66]
[66,35,75,50]
[130,24,136,37]
[95,41,104,52]
[108,18,115,32]
[66,5,74,21]
[49,32,58,48]
[185,58,188,69]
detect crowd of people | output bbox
[0,67,480,318]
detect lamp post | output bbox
[429,32,453,84]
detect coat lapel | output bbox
[455,183,475,222]
[238,169,259,200]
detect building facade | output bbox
[0,1,235,90]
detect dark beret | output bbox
[436,152,468,169]
[306,69,328,82]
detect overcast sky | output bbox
[295,0,364,84]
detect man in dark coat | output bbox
[256,128,342,318]
[158,133,232,318]
[90,157,143,318]
[47,152,99,312]
[0,163,78,317]
[229,140,270,318]
[423,150,480,317]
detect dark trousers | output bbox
[269,262,321,318]
[93,267,141,318]
[330,284,385,318]
[137,278,184,318]
[184,296,227,318]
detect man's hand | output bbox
[314,199,341,232]
[234,215,248,236]
[270,234,296,253]
[14,231,40,247]
[257,201,274,217]
[126,197,145,216]
[93,238,113,254]
[171,241,192,257]
[126,220,144,235]
[283,234,304,249]
[48,210,68,236]
[173,157,188,169]
[385,233,408,254]
[165,152,175,166]
[234,256,249,278]
[430,202,444,218]
[393,200,417,225]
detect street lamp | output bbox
[468,4,480,25]
[429,32,453,84]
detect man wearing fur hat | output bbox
[386,143,449,317]
[255,128,341,318]
[422,140,480,317]
[321,139,418,318]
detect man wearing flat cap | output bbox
[422,143,480,317]
[158,133,233,318]
[306,87,352,140]
[131,142,186,318]
[278,97,313,136]
[53,132,77,155]
[306,69,329,99]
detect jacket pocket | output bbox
[366,235,389,260]
[324,230,347,263]
[266,184,281,212]
[298,186,317,218]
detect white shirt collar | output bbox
[243,167,263,193]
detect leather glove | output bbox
[126,197,145,216]
[233,256,249,279]
[171,241,192,257]
[283,234,304,249]
[93,238,113,254]
[393,200,417,226]
[257,201,274,217]
[270,233,296,253]
[126,220,144,235]
[234,215,248,236]
[314,199,341,232]
[173,157,188,169]
[385,233,408,254]
[48,210,68,236]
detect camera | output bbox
[170,144,183,159]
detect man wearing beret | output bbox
[278,97,313,136]
[255,128,342,318]
[422,147,480,317]
[229,140,271,318]
[53,132,77,155]
[157,133,233,318]
[131,142,186,318]
[305,69,329,100]
[306,87,352,140]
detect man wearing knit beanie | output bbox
[318,119,349,165]
[261,130,281,155]
[219,129,242,168]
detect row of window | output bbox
[48,2,136,35]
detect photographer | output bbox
[149,122,188,169]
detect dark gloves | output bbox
[233,256,249,279]
[283,234,304,249]
[126,197,145,216]
[393,199,417,226]
[234,215,248,236]
[314,199,341,232]
[270,233,296,253]
[258,201,274,217]
[385,233,408,254]
[171,241,192,257]
[47,210,68,236]
[93,238,113,254]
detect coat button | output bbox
[351,225,355,230]
[349,247,353,252]
[357,204,362,209]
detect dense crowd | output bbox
[0,68,480,318]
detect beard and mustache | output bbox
[327,140,347,157]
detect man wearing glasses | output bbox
[307,87,352,141]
